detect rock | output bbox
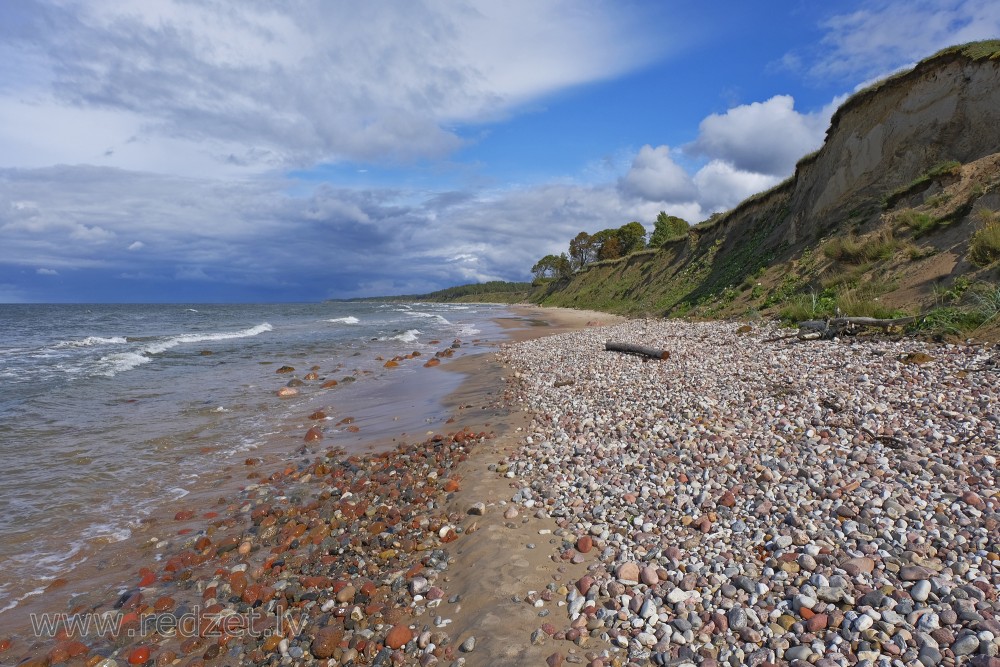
[459,636,476,652]
[546,653,564,667]
[468,502,486,515]
[304,426,323,441]
[841,556,875,575]
[576,535,593,553]
[951,634,980,656]
[312,626,344,659]
[640,566,659,586]
[900,566,932,581]
[128,646,151,665]
[385,624,413,650]
[806,613,828,631]
[911,579,931,602]
[276,365,295,373]
[616,561,640,583]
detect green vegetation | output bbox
[531,254,572,280]
[896,209,942,236]
[823,229,902,264]
[968,209,1000,267]
[649,212,689,247]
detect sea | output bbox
[0,301,512,627]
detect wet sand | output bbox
[0,305,623,666]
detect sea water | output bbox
[0,301,510,622]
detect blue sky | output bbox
[1,1,998,302]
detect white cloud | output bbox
[127,241,144,251]
[0,1,663,175]
[687,95,831,177]
[36,267,58,275]
[692,161,781,212]
[806,0,1000,80]
[618,145,696,202]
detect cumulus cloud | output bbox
[618,145,696,202]
[36,268,58,275]
[0,0,662,176]
[798,0,1000,81]
[692,161,781,212]
[687,95,831,177]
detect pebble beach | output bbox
[3,312,998,667]
[494,318,999,667]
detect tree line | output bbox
[531,212,689,280]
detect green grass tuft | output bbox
[968,209,1000,267]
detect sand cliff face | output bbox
[536,44,1000,319]
[792,53,1000,240]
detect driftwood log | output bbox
[605,341,670,360]
[797,315,919,340]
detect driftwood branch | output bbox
[797,315,919,340]
[605,341,670,360]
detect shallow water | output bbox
[0,301,509,624]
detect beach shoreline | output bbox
[0,305,621,666]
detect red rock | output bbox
[174,509,195,521]
[153,596,174,612]
[45,578,68,591]
[276,366,295,374]
[128,646,151,665]
[962,490,987,510]
[66,641,88,658]
[443,479,460,493]
[321,380,338,388]
[547,653,565,667]
[384,624,413,649]
[304,372,319,380]
[720,490,736,507]
[576,535,593,554]
[576,575,595,595]
[304,427,323,442]
[0,638,9,652]
[423,358,440,367]
[48,643,71,664]
[806,613,828,631]
[230,572,247,597]
[309,410,327,420]
[384,360,399,368]
[311,625,344,659]
[276,387,298,397]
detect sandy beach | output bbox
[5,308,997,667]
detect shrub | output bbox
[897,209,942,236]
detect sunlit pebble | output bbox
[497,319,1000,663]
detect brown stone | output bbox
[321,380,339,388]
[616,561,640,582]
[308,410,327,420]
[840,556,875,576]
[576,535,593,554]
[276,366,295,373]
[304,427,323,442]
[311,625,344,659]
[385,624,413,649]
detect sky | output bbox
[1,1,998,303]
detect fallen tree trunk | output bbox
[605,341,670,360]
[797,315,919,340]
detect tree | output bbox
[597,235,623,261]
[531,255,559,279]
[568,231,595,269]
[649,212,689,247]
[618,221,648,254]
[591,229,621,261]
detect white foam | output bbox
[0,587,46,615]
[143,322,273,355]
[392,329,421,343]
[96,351,152,376]
[412,312,452,325]
[94,322,273,376]
[54,336,128,349]
[167,486,189,500]
[327,316,360,324]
